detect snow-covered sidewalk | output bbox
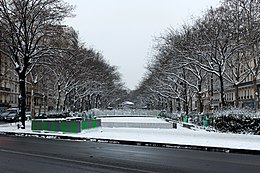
[0,117,260,151]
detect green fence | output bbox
[32,119,101,133]
[81,119,101,130]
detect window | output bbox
[15,95,17,104]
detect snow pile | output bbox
[82,125,260,151]
[101,117,173,129]
[101,117,166,123]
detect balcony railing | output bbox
[0,86,11,91]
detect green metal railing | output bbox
[32,119,101,133]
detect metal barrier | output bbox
[81,119,101,130]
[32,119,101,133]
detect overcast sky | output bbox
[63,0,221,90]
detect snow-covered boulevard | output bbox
[0,116,260,154]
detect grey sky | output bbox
[63,0,221,90]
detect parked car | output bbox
[3,111,20,122]
[0,112,10,121]
[6,108,19,113]
[35,113,47,119]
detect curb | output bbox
[1,131,260,155]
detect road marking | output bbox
[0,148,157,173]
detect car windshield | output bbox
[7,111,16,114]
[1,112,10,116]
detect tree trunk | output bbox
[95,94,99,108]
[184,96,188,115]
[253,77,259,112]
[169,100,173,113]
[219,73,226,109]
[44,95,47,114]
[189,97,192,112]
[87,94,91,111]
[197,93,202,113]
[183,85,188,115]
[177,98,181,112]
[80,98,83,112]
[234,84,239,108]
[197,83,203,113]
[63,93,68,111]
[56,83,61,111]
[19,74,26,129]
[38,105,41,115]
[30,85,35,119]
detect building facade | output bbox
[0,53,19,113]
[0,54,52,114]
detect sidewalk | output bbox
[0,117,260,154]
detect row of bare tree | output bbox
[0,0,126,128]
[133,0,259,114]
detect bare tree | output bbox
[0,0,73,128]
[27,65,51,119]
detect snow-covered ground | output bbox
[101,117,166,123]
[0,117,260,151]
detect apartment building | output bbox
[224,76,259,109]
[203,57,260,111]
[0,54,19,112]
[0,54,51,114]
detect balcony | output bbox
[0,86,11,91]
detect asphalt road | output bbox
[0,135,260,173]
